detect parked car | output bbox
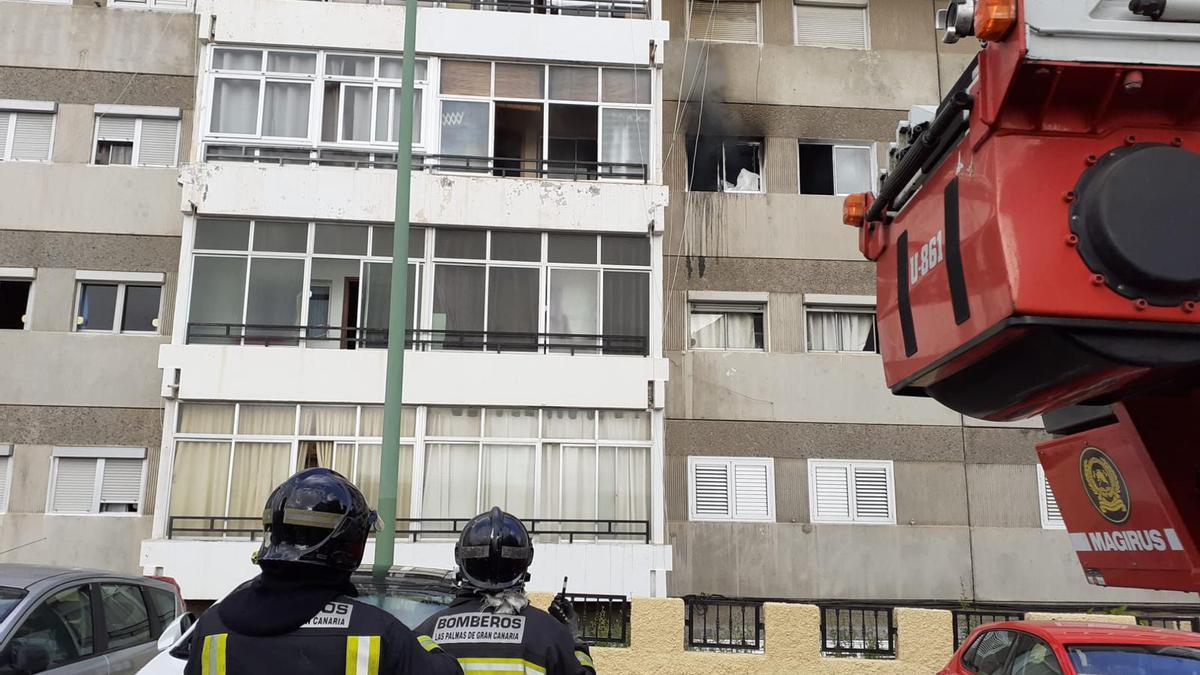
[137,566,458,675]
[0,564,184,675]
[941,620,1200,675]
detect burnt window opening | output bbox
[494,102,545,178]
[686,136,763,193]
[0,280,32,330]
[799,141,874,196]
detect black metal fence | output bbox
[952,610,1025,649]
[1137,616,1200,632]
[186,324,648,356]
[819,605,896,658]
[167,516,651,543]
[684,596,764,652]
[565,593,631,647]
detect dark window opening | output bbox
[686,136,762,193]
[799,143,835,195]
[548,105,598,180]
[0,280,32,329]
[96,140,134,166]
[494,102,544,178]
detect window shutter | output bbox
[11,113,53,161]
[812,463,851,521]
[0,457,9,511]
[732,462,771,519]
[52,458,98,513]
[97,116,136,141]
[138,118,179,167]
[852,464,892,522]
[794,4,868,49]
[690,1,760,42]
[0,114,9,158]
[100,458,143,505]
[692,462,731,518]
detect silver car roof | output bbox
[0,564,174,593]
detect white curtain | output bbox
[542,409,595,439]
[237,405,296,435]
[597,410,650,441]
[421,443,480,524]
[548,269,599,336]
[689,311,724,348]
[540,444,598,540]
[177,403,235,434]
[484,408,539,438]
[169,441,231,519]
[211,78,259,134]
[598,446,649,536]
[601,108,649,170]
[480,444,535,518]
[355,443,412,519]
[358,406,416,438]
[299,405,357,436]
[725,313,758,349]
[426,407,482,437]
[342,85,372,142]
[263,81,310,138]
[808,311,874,352]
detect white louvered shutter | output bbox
[852,464,892,522]
[794,4,868,49]
[690,1,760,42]
[692,462,731,519]
[52,458,98,513]
[100,459,143,508]
[11,113,53,161]
[812,463,851,521]
[732,462,771,519]
[1041,467,1063,526]
[0,457,9,511]
[137,118,179,167]
[97,116,136,142]
[0,114,9,159]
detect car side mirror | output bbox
[157,612,196,651]
[12,643,50,673]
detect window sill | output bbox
[810,519,897,526]
[687,347,767,353]
[688,516,776,523]
[806,350,880,356]
[46,512,145,518]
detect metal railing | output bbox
[951,610,1025,649]
[1137,616,1200,632]
[167,516,651,543]
[301,0,650,18]
[684,596,764,652]
[565,593,631,647]
[819,605,896,658]
[203,145,648,182]
[186,324,648,356]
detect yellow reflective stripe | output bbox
[345,636,359,675]
[457,657,547,673]
[416,634,440,652]
[575,650,595,670]
[201,634,227,675]
[367,636,380,675]
[346,635,381,675]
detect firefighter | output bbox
[415,507,597,674]
[184,468,463,675]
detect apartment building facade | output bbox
[0,0,196,571]
[138,0,673,601]
[661,0,1195,607]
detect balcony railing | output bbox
[203,144,649,183]
[167,516,651,543]
[302,0,650,19]
[186,324,648,356]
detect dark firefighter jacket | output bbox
[415,595,596,675]
[184,573,462,675]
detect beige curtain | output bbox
[237,405,296,435]
[229,442,291,519]
[427,407,482,437]
[543,409,595,439]
[333,442,354,478]
[358,405,416,438]
[169,441,232,519]
[598,410,650,441]
[177,403,235,434]
[296,441,336,471]
[355,443,413,519]
[299,406,357,436]
[483,408,539,438]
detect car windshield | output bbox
[352,580,455,629]
[1069,644,1200,674]
[0,587,26,623]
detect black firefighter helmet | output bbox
[256,467,378,573]
[455,507,534,591]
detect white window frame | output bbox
[807,458,896,525]
[687,0,763,44]
[792,0,870,50]
[91,107,181,168]
[687,456,776,523]
[687,301,767,352]
[0,101,57,163]
[1037,464,1065,530]
[73,272,165,335]
[47,448,148,517]
[804,303,879,354]
[798,139,877,196]
[0,267,36,331]
[0,444,12,514]
[107,0,194,11]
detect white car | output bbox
[137,568,457,675]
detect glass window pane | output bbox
[834,146,873,195]
[359,405,416,437]
[177,403,235,434]
[599,446,650,531]
[490,231,540,261]
[100,584,151,650]
[543,408,595,439]
[245,258,305,340]
[237,404,296,435]
[210,78,260,135]
[377,58,427,81]
[376,88,422,145]
[195,219,249,250]
[601,236,650,266]
[370,226,424,258]
[229,442,291,518]
[440,60,491,96]
[548,234,596,263]
[539,444,598,536]
[78,283,117,331]
[427,407,482,436]
[481,444,535,519]
[601,68,651,104]
[326,54,375,77]
[267,51,315,74]
[298,405,357,436]
[213,48,262,71]
[603,271,649,353]
[495,63,545,99]
[726,311,764,349]
[314,223,369,255]
[189,256,248,336]
[549,66,599,101]
[598,410,650,440]
[306,257,358,343]
[359,263,416,349]
[253,220,308,253]
[146,588,177,637]
[487,267,539,344]
[601,108,650,169]
[548,269,598,334]
[169,441,231,518]
[341,85,372,142]
[439,100,489,158]
[484,408,539,438]
[689,311,725,349]
[434,229,486,259]
[355,443,412,517]
[422,443,481,519]
[121,285,161,332]
[263,81,311,138]
[7,586,94,669]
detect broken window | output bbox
[0,279,32,329]
[799,141,874,195]
[686,136,763,193]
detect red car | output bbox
[940,621,1200,675]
